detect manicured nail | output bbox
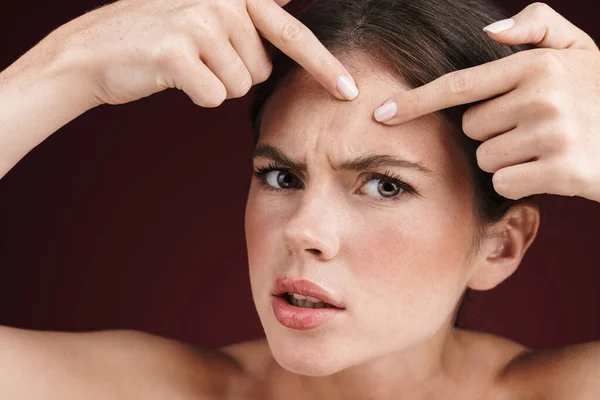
[483,18,516,34]
[374,101,397,122]
[337,74,359,100]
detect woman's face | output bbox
[245,58,480,376]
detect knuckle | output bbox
[492,171,511,198]
[532,48,564,75]
[568,159,590,195]
[178,6,204,30]
[526,2,554,18]
[212,0,247,29]
[530,90,566,119]
[461,106,479,138]
[212,0,240,15]
[186,72,227,107]
[229,71,253,98]
[408,90,425,116]
[253,59,273,84]
[314,54,332,70]
[280,18,304,44]
[201,86,227,108]
[181,6,200,21]
[475,143,494,173]
[551,122,577,150]
[447,71,480,97]
[193,75,227,108]
[156,39,188,71]
[461,113,474,137]
[180,8,218,40]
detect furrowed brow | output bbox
[252,145,307,172]
[252,145,432,175]
[338,154,433,175]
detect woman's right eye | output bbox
[255,169,302,190]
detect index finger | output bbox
[247,0,359,100]
[373,54,526,125]
[484,3,598,51]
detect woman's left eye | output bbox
[361,174,410,200]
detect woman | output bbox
[0,0,598,398]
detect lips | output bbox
[272,276,345,309]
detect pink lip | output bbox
[272,276,345,309]
[271,276,346,331]
[271,296,345,330]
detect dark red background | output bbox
[0,0,598,349]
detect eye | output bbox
[253,165,303,191]
[363,179,403,198]
[360,172,413,200]
[265,170,301,189]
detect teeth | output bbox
[288,293,323,303]
[288,294,335,309]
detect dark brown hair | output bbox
[249,0,535,324]
[250,0,534,228]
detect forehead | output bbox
[259,54,465,176]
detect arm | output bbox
[0,0,359,182]
[0,29,99,179]
[0,325,244,399]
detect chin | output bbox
[266,334,349,376]
[260,320,360,376]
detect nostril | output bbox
[306,248,322,255]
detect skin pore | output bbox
[241,53,540,399]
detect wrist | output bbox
[43,27,104,112]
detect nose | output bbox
[283,192,341,261]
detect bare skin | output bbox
[0,325,598,399]
[0,0,598,399]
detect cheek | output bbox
[345,200,474,327]
[245,183,292,280]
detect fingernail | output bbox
[374,101,397,122]
[483,18,516,34]
[337,74,359,100]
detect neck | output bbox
[270,323,466,400]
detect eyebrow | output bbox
[252,145,433,175]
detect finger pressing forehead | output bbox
[374,52,529,125]
[258,58,457,171]
[247,0,359,101]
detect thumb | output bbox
[483,2,597,51]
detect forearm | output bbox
[0,31,99,179]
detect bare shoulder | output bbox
[0,325,242,399]
[455,329,600,399]
[500,340,600,399]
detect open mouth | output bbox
[281,292,337,309]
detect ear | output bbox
[467,201,540,291]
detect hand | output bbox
[53,0,359,107]
[372,3,600,203]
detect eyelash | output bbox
[252,162,416,200]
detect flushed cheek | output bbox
[345,210,471,324]
[245,191,291,256]
[245,192,291,299]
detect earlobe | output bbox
[467,202,540,291]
